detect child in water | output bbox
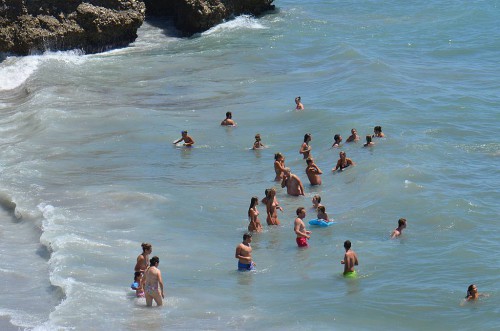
[252,134,265,149]
[317,205,332,222]
[131,271,145,298]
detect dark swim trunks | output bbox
[296,237,308,247]
[238,262,255,271]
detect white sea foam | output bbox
[202,15,266,36]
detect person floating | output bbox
[341,240,359,278]
[281,167,305,196]
[221,111,236,126]
[317,205,332,222]
[332,151,355,172]
[391,218,407,238]
[235,233,255,271]
[173,130,195,147]
[294,207,311,248]
[143,256,165,306]
[305,157,322,185]
[295,96,304,110]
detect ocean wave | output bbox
[202,15,267,36]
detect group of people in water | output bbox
[166,97,487,305]
[131,243,165,306]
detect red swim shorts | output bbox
[296,237,308,247]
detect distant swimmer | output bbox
[295,96,304,110]
[332,151,355,172]
[248,196,263,232]
[346,128,360,142]
[294,207,311,248]
[305,157,322,185]
[341,240,359,278]
[173,130,195,147]
[311,195,323,210]
[390,218,407,238]
[274,153,286,181]
[235,233,255,271]
[363,135,375,147]
[281,167,305,196]
[331,134,342,148]
[143,256,165,306]
[252,134,265,150]
[299,133,312,159]
[373,126,385,138]
[221,111,236,126]
[463,284,489,303]
[264,188,282,225]
[317,205,332,222]
[135,243,152,272]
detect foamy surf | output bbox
[202,15,267,36]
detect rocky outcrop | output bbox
[0,0,145,55]
[144,0,275,34]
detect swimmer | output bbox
[299,133,312,159]
[305,157,322,185]
[131,271,144,298]
[464,284,489,302]
[221,111,236,126]
[248,196,263,232]
[252,134,265,150]
[135,243,152,272]
[274,153,286,181]
[295,96,304,110]
[317,205,332,222]
[235,233,255,271]
[390,218,407,238]
[294,207,311,248]
[373,126,385,138]
[332,134,342,148]
[281,167,305,196]
[332,151,355,172]
[173,130,195,147]
[341,240,359,277]
[363,135,375,147]
[311,195,323,210]
[346,128,360,142]
[143,256,164,306]
[264,188,282,225]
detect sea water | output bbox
[0,1,499,330]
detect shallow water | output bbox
[0,1,499,330]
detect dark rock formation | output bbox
[0,0,145,55]
[144,0,275,34]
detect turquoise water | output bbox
[0,1,499,330]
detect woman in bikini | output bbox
[248,196,263,232]
[332,151,355,171]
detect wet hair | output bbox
[248,196,259,215]
[366,135,372,143]
[306,157,314,165]
[150,256,159,266]
[181,130,188,135]
[134,271,143,281]
[255,133,261,140]
[313,195,321,203]
[226,111,232,119]
[243,232,252,241]
[264,188,270,197]
[295,96,301,102]
[141,243,152,252]
[398,218,407,227]
[317,206,325,213]
[296,207,305,215]
[334,134,341,142]
[340,151,346,157]
[466,284,475,298]
[284,167,291,173]
[374,126,382,133]
[304,133,311,142]
[274,152,283,160]
[344,240,352,250]
[267,187,276,198]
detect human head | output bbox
[243,232,252,242]
[150,256,159,266]
[274,152,283,161]
[226,111,232,119]
[344,240,352,250]
[339,151,346,158]
[351,128,357,135]
[255,134,261,141]
[306,157,314,165]
[312,195,321,205]
[304,133,312,143]
[466,284,477,297]
[295,96,301,104]
[334,134,341,142]
[267,187,276,198]
[284,167,291,175]
[134,271,143,282]
[374,126,382,134]
[181,130,188,136]
[296,207,306,216]
[317,205,325,213]
[398,218,407,228]
[249,196,259,208]
[366,135,372,143]
[141,242,152,253]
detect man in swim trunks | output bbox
[143,256,165,306]
[221,111,236,126]
[173,130,195,147]
[235,233,255,271]
[305,157,322,185]
[391,218,407,238]
[341,240,359,277]
[294,207,311,248]
[281,168,305,196]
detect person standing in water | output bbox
[252,134,265,149]
[281,168,305,196]
[135,243,152,272]
[248,196,263,232]
[391,218,407,238]
[294,207,311,248]
[143,256,165,306]
[173,130,195,147]
[299,133,312,159]
[295,96,304,110]
[221,111,236,126]
[305,157,322,185]
[264,188,282,225]
[341,240,359,278]
[274,153,286,181]
[235,233,255,271]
